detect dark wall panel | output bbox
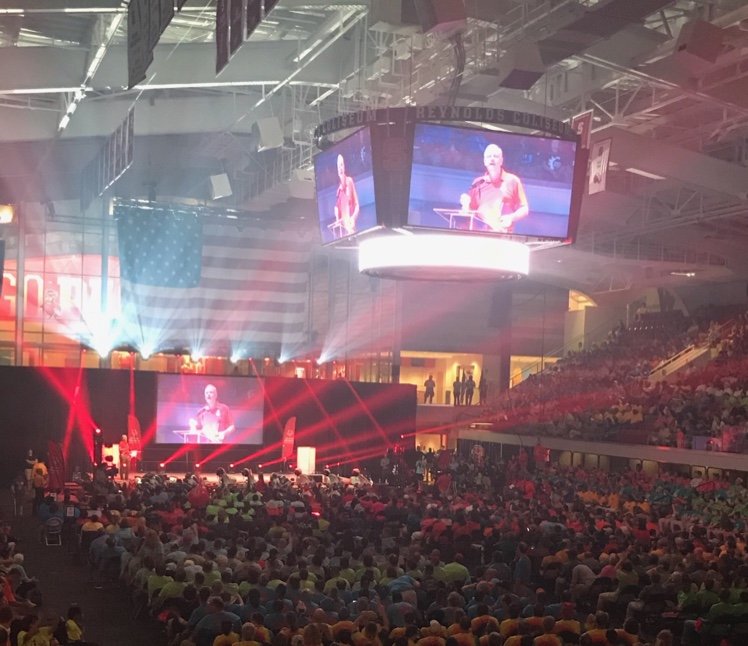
[0,367,414,483]
[262,377,416,468]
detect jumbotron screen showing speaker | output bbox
[407,123,579,239]
[155,374,264,445]
[314,127,378,245]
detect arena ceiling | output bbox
[1,0,748,297]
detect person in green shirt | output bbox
[695,579,720,613]
[147,564,174,601]
[155,568,189,609]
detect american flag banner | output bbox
[115,202,312,354]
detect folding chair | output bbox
[44,517,63,546]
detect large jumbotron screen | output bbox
[406,123,579,239]
[313,127,378,245]
[155,374,264,445]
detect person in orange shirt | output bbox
[470,605,500,635]
[553,604,581,639]
[524,605,546,636]
[416,619,447,646]
[499,605,522,639]
[449,617,476,646]
[352,622,383,646]
[579,612,611,645]
[503,620,531,646]
[533,617,562,646]
[234,622,262,646]
[615,619,641,646]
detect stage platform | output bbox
[128,470,312,486]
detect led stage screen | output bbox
[314,127,378,245]
[155,374,264,445]
[407,123,579,239]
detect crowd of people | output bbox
[493,309,748,452]
[4,305,748,646]
[0,483,96,646]
[12,441,743,646]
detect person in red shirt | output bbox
[334,154,360,237]
[460,144,529,233]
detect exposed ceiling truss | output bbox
[3,0,748,295]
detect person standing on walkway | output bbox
[423,375,436,404]
[31,460,48,517]
[452,376,462,406]
[464,375,476,406]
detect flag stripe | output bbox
[201,256,310,273]
[120,288,308,308]
[124,306,306,325]
[121,296,307,313]
[123,276,307,293]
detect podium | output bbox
[297,447,316,474]
[327,220,346,239]
[433,208,482,230]
[173,429,215,444]
[433,208,510,233]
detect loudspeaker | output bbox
[413,0,466,37]
[288,168,315,199]
[369,0,420,32]
[93,431,104,466]
[254,116,284,151]
[674,20,724,75]
[210,173,232,200]
[498,42,545,89]
[488,285,512,329]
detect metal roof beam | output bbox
[598,125,748,201]
[0,0,124,13]
[0,40,351,95]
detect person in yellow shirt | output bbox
[65,604,94,645]
[213,620,240,646]
[17,614,58,646]
[31,461,49,516]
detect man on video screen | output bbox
[334,154,360,236]
[459,144,529,232]
[189,384,235,443]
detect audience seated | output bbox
[19,441,741,646]
[12,304,748,646]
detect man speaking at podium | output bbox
[459,143,529,233]
[334,154,360,236]
[189,384,235,443]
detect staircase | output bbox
[648,343,714,382]
[648,317,741,382]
